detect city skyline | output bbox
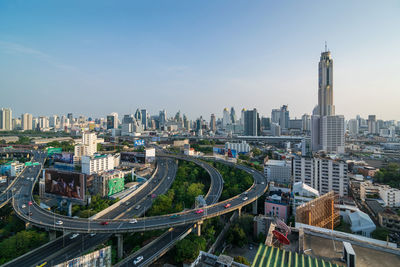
[1,1,400,120]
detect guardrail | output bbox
[90,163,160,220]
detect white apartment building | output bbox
[81,154,120,175]
[225,141,250,153]
[379,185,400,207]
[10,162,24,176]
[348,119,359,136]
[74,132,99,159]
[292,181,320,215]
[292,156,348,196]
[0,108,12,131]
[21,113,33,131]
[264,159,291,184]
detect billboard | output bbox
[120,152,146,164]
[227,149,237,158]
[134,139,145,147]
[54,246,111,267]
[145,148,156,163]
[213,147,225,155]
[53,152,74,164]
[108,177,125,196]
[151,136,161,142]
[44,169,85,200]
[47,147,62,156]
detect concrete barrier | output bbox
[90,164,159,220]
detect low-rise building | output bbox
[379,185,400,207]
[88,169,125,197]
[224,141,250,153]
[292,181,319,215]
[265,186,290,222]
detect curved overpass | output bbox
[13,155,266,234]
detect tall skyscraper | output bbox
[230,107,236,124]
[141,109,148,129]
[67,113,73,123]
[311,47,344,153]
[222,108,230,128]
[0,108,12,131]
[210,114,216,132]
[21,113,33,131]
[279,105,289,129]
[107,112,118,129]
[318,46,335,117]
[244,108,259,136]
[368,115,377,134]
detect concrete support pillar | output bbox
[67,202,72,217]
[49,231,57,241]
[116,234,123,260]
[252,201,258,215]
[196,221,203,237]
[238,207,242,217]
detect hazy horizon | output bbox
[1,1,399,121]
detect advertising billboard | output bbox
[145,148,156,163]
[47,147,62,156]
[107,177,125,196]
[44,169,85,200]
[227,149,237,158]
[151,136,161,142]
[134,139,145,147]
[53,152,74,164]
[213,147,225,155]
[120,152,146,164]
[54,246,111,267]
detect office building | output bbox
[222,108,230,128]
[368,115,377,134]
[301,114,311,132]
[260,117,271,131]
[49,115,58,128]
[106,112,118,129]
[271,109,280,124]
[141,109,148,129]
[0,108,12,131]
[279,105,290,130]
[263,159,291,184]
[348,119,358,136]
[292,155,348,196]
[230,107,236,124]
[240,108,246,126]
[244,108,259,136]
[159,110,167,129]
[21,113,33,131]
[210,114,216,132]
[318,47,334,117]
[38,116,49,130]
[67,113,73,123]
[270,122,281,136]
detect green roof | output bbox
[251,244,340,267]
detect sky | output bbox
[0,0,399,121]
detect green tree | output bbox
[234,256,250,265]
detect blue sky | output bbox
[1,0,399,120]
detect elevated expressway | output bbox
[3,156,177,267]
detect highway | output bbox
[4,157,177,267]
[116,155,225,267]
[13,155,267,234]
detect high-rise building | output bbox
[210,114,216,132]
[21,113,33,131]
[301,114,311,132]
[74,131,99,158]
[311,47,344,153]
[49,115,58,128]
[318,47,335,117]
[271,109,280,124]
[348,119,359,136]
[141,109,148,130]
[0,108,12,131]
[368,115,377,134]
[244,108,259,136]
[222,108,230,128]
[38,116,49,130]
[292,155,348,197]
[106,112,118,129]
[159,110,167,129]
[230,107,236,124]
[240,108,246,126]
[279,105,290,130]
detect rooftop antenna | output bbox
[325,41,328,52]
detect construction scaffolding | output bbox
[295,191,340,230]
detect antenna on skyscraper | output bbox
[325,41,328,52]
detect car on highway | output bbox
[129,219,138,224]
[195,209,204,214]
[151,194,157,198]
[90,233,96,237]
[55,220,63,225]
[133,255,144,265]
[100,221,109,225]
[224,203,231,208]
[70,233,79,239]
[242,196,248,201]
[135,205,141,210]
[21,204,26,209]
[170,214,181,219]
[124,201,131,206]
[26,212,33,216]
